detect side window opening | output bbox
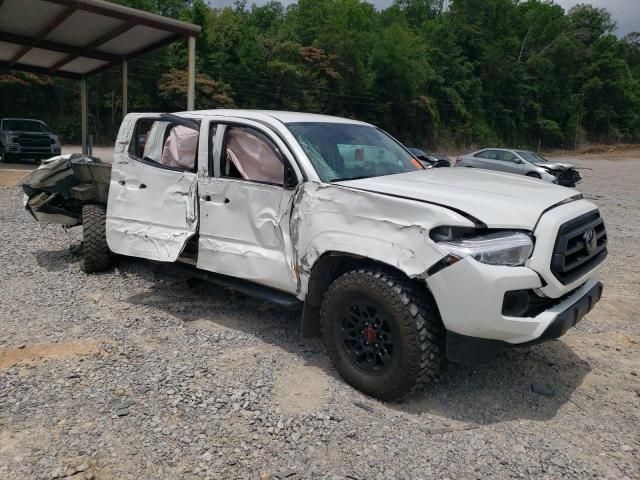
[496,151,516,162]
[129,118,199,171]
[222,126,284,185]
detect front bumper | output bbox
[5,144,60,158]
[426,254,603,343]
[446,280,602,363]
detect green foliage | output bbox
[0,0,638,148]
[158,69,235,110]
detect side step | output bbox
[172,262,301,310]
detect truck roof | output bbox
[177,109,371,126]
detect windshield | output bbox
[287,122,422,182]
[2,119,49,132]
[517,150,547,165]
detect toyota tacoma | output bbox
[20,110,607,400]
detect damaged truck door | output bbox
[197,119,300,294]
[106,114,200,262]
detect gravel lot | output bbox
[1,153,638,480]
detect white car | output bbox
[456,148,582,187]
[20,110,607,400]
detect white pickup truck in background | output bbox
[20,110,607,400]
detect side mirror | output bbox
[284,164,298,189]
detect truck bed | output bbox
[19,154,112,226]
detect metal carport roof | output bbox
[0,0,201,155]
[0,0,200,79]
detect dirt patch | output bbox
[547,145,640,161]
[0,339,103,368]
[0,169,29,187]
[274,364,330,415]
[579,144,640,155]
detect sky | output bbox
[208,0,639,36]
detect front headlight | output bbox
[437,231,533,266]
[8,135,19,144]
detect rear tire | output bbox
[81,204,111,273]
[526,172,541,179]
[320,268,444,401]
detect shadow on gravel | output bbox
[114,257,591,424]
[34,247,80,272]
[397,340,591,425]
[118,257,329,362]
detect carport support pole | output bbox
[187,35,196,111]
[122,60,128,117]
[81,76,88,155]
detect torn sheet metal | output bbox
[20,154,110,226]
[290,182,475,298]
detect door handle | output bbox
[202,195,230,204]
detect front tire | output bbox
[81,204,111,273]
[320,268,444,401]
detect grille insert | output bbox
[17,135,50,147]
[551,210,607,284]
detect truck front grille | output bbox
[551,210,607,284]
[18,135,50,147]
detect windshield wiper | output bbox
[330,175,373,183]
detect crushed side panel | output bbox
[291,182,475,299]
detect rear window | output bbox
[2,120,49,132]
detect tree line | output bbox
[1,0,639,150]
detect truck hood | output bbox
[336,168,578,229]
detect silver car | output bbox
[455,148,582,187]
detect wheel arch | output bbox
[300,251,438,338]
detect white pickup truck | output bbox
[21,110,607,400]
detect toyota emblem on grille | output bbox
[583,228,597,254]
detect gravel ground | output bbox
[0,154,638,480]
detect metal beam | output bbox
[81,77,88,155]
[49,22,134,73]
[84,33,181,77]
[0,60,81,79]
[122,60,128,116]
[187,35,195,111]
[125,33,181,61]
[42,0,201,37]
[8,6,75,66]
[0,31,120,63]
